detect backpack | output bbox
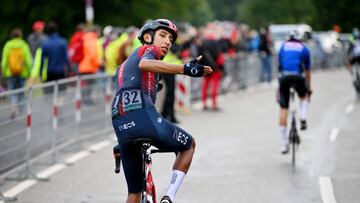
[8,47,24,75]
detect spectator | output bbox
[1,28,32,118]
[27,20,47,58]
[258,26,273,84]
[68,23,86,76]
[196,28,224,111]
[78,25,101,104]
[161,49,183,123]
[104,27,127,76]
[116,26,139,65]
[31,21,70,93]
[99,25,114,71]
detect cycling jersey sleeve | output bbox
[138,45,161,60]
[302,46,311,70]
[278,45,285,71]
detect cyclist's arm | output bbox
[303,47,311,90]
[139,59,184,74]
[139,58,213,75]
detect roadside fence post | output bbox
[104,76,111,127]
[51,81,59,164]
[75,76,82,143]
[5,87,48,182]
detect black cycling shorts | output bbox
[350,56,360,65]
[278,75,307,108]
[112,106,193,193]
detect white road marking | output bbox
[65,151,91,165]
[319,176,337,203]
[345,103,354,114]
[330,127,340,142]
[89,140,111,152]
[3,179,37,198]
[0,139,114,200]
[37,164,66,179]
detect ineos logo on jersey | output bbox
[118,121,136,131]
[172,129,188,145]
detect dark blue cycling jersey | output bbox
[112,45,162,117]
[278,39,310,76]
[111,45,193,193]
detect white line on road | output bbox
[319,176,337,203]
[0,139,113,200]
[330,127,340,142]
[2,164,66,199]
[65,151,91,165]
[37,164,66,179]
[3,179,37,198]
[89,140,111,152]
[345,103,355,114]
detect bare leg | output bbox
[163,139,196,201]
[279,108,288,126]
[173,138,196,172]
[126,193,141,203]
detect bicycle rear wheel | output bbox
[291,140,296,165]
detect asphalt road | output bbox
[1,67,359,203]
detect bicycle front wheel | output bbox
[141,192,148,203]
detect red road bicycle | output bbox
[114,139,173,203]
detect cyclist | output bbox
[347,28,360,86]
[111,19,212,203]
[277,30,311,154]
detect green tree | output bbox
[236,0,315,29]
[0,0,214,49]
[207,0,241,21]
[312,0,360,32]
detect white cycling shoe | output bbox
[281,144,289,154]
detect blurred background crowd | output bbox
[0,0,359,120]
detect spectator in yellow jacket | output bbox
[1,28,32,118]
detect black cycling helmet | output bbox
[138,19,178,45]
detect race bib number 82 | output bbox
[122,90,142,112]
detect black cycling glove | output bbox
[184,59,204,77]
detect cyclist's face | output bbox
[153,29,173,57]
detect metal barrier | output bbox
[0,73,113,178]
[189,47,347,101]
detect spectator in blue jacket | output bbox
[34,21,70,93]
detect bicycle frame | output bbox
[114,139,173,203]
[141,142,157,203]
[140,140,174,203]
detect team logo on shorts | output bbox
[172,129,188,145]
[118,121,136,131]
